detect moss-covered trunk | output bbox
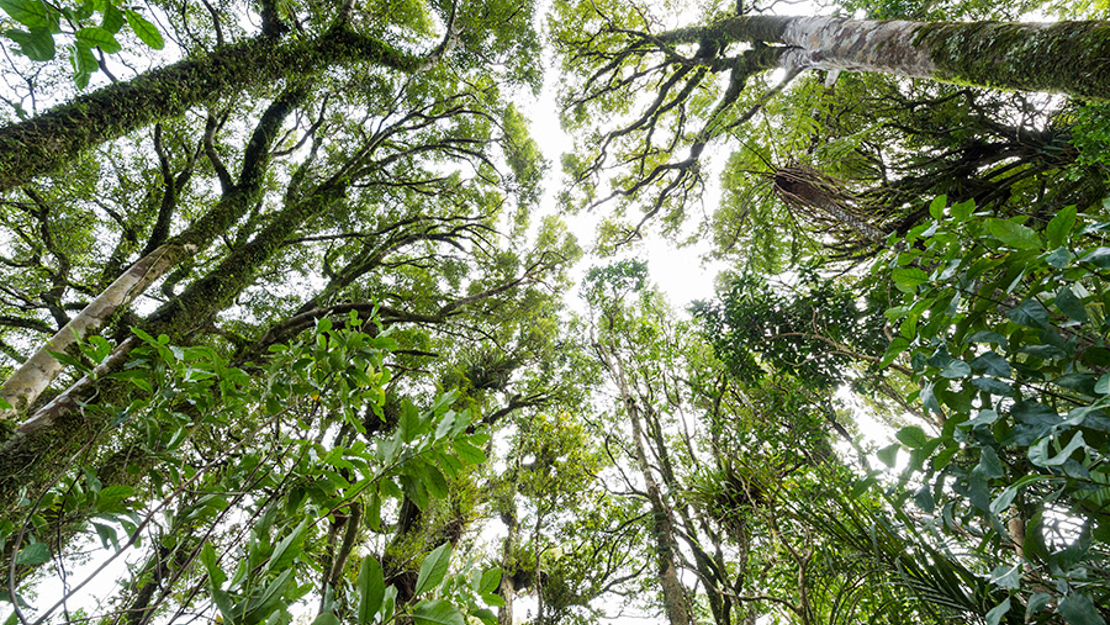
[0,27,422,192]
[662,16,1110,100]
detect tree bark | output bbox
[660,16,1110,101]
[0,26,431,192]
[0,243,193,421]
[599,345,691,625]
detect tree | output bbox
[553,0,1110,243]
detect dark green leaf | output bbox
[1057,593,1106,625]
[967,330,1008,347]
[0,0,51,28]
[358,556,385,625]
[15,542,50,565]
[1006,298,1050,329]
[5,26,54,60]
[974,446,1004,479]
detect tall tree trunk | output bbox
[660,16,1110,100]
[600,346,691,625]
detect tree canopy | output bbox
[2,0,1110,624]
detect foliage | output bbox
[0,0,163,88]
[879,197,1110,624]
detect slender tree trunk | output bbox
[601,346,691,625]
[0,243,192,420]
[660,16,1110,100]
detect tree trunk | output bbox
[601,346,691,625]
[0,243,193,421]
[0,26,430,192]
[661,16,1110,101]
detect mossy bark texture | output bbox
[0,28,420,193]
[663,15,1110,101]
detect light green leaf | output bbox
[1047,205,1077,248]
[478,568,501,594]
[895,426,929,449]
[412,600,465,625]
[453,438,486,464]
[125,9,164,49]
[75,26,121,53]
[988,218,1041,250]
[310,613,340,625]
[877,444,899,467]
[985,598,1011,625]
[414,543,452,596]
[892,267,929,292]
[265,519,308,574]
[929,195,946,220]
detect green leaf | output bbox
[1057,593,1106,625]
[15,542,50,565]
[125,9,164,49]
[414,543,451,596]
[1047,205,1077,248]
[1006,298,1050,329]
[929,195,946,220]
[988,564,1021,589]
[985,597,1011,625]
[988,218,1041,250]
[71,42,97,89]
[478,568,501,594]
[895,426,929,449]
[938,359,970,379]
[1096,374,1110,395]
[102,3,125,33]
[453,438,486,464]
[892,267,929,292]
[265,519,308,574]
[5,26,54,60]
[974,446,1004,479]
[877,444,899,467]
[1029,431,1087,467]
[357,556,385,625]
[412,600,465,625]
[0,0,51,28]
[1056,285,1090,322]
[310,613,341,625]
[75,26,121,53]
